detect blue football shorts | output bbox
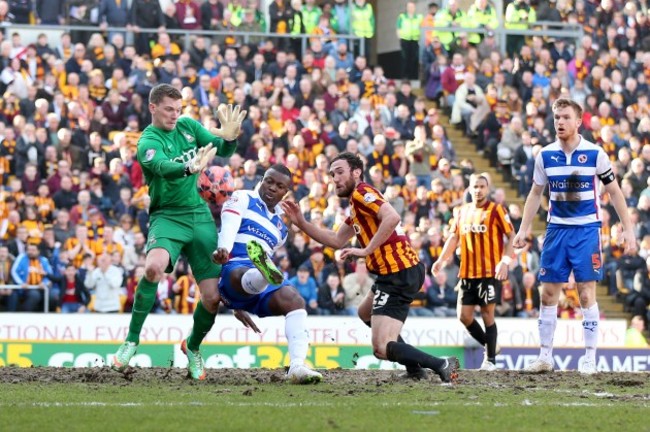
[538,226,603,283]
[218,260,287,317]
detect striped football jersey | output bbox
[220,190,288,262]
[344,183,419,275]
[533,137,612,228]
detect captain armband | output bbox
[598,169,616,185]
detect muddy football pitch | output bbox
[0,367,647,431]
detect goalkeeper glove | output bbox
[210,104,247,141]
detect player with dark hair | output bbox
[514,98,637,374]
[432,173,514,370]
[112,83,247,380]
[282,152,459,383]
[212,164,323,383]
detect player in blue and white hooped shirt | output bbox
[514,98,637,375]
[212,164,322,384]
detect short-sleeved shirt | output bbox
[451,200,514,279]
[344,182,419,276]
[533,137,612,228]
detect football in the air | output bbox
[197,166,235,205]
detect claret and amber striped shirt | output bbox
[345,183,419,275]
[451,201,514,279]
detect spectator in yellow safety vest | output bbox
[396,1,423,80]
[466,0,499,45]
[301,0,322,34]
[434,0,465,51]
[505,0,536,56]
[350,0,375,59]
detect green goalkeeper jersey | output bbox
[137,116,237,214]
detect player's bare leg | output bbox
[357,291,428,379]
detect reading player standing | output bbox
[513,98,637,374]
[282,152,459,383]
[112,84,246,379]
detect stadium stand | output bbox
[0,0,648,339]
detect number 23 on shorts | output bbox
[373,290,389,309]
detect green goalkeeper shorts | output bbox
[146,207,221,282]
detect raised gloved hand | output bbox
[210,104,247,141]
[186,143,217,174]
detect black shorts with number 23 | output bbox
[371,263,425,322]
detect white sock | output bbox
[539,304,558,362]
[582,303,599,363]
[241,269,268,295]
[285,309,309,367]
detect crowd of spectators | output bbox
[0,0,647,337]
[418,0,650,329]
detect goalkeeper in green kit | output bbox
[112,84,248,379]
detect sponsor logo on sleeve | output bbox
[183,132,195,143]
[223,194,239,209]
[145,149,156,161]
[363,192,377,203]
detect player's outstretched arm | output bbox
[339,204,400,260]
[281,200,353,249]
[495,231,515,281]
[513,183,544,249]
[234,310,261,333]
[212,191,247,263]
[138,139,208,179]
[605,180,638,255]
[431,231,459,276]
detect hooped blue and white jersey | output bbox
[220,190,288,261]
[533,137,611,228]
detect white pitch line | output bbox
[0,400,642,409]
[0,401,336,408]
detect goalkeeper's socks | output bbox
[126,277,159,344]
[187,301,217,351]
